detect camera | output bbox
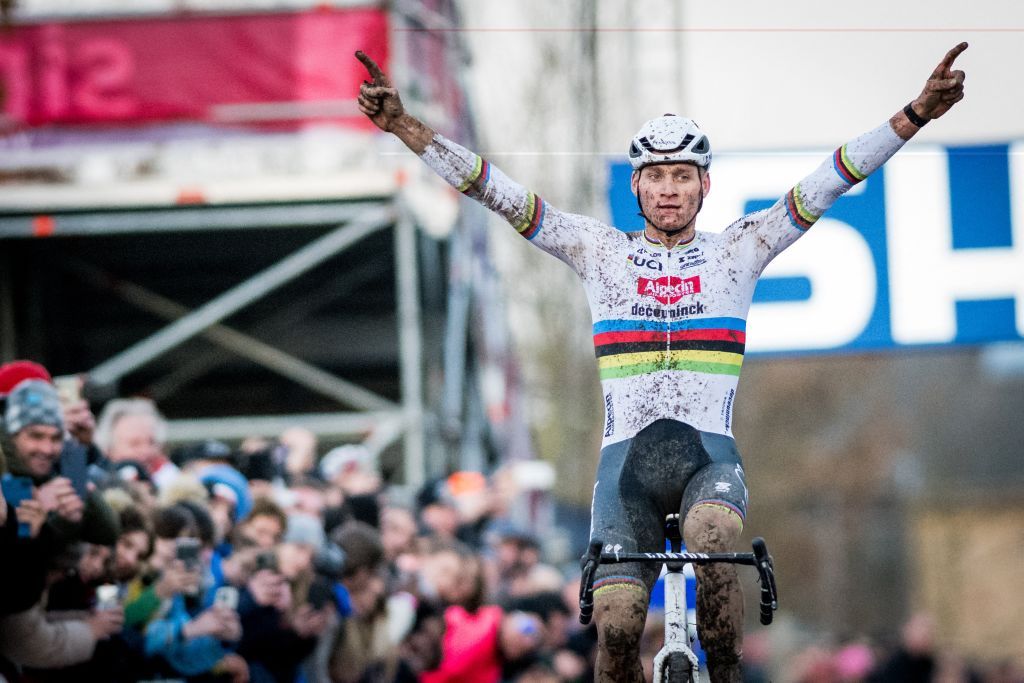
[175,537,201,569]
[312,542,346,580]
[254,551,278,573]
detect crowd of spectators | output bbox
[762,612,1024,683]
[3,360,1022,683]
[0,360,595,683]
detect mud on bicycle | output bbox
[579,514,778,683]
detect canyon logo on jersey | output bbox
[637,275,701,304]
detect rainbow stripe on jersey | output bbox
[515,191,546,241]
[457,155,491,194]
[833,145,867,185]
[785,184,818,232]
[457,153,546,241]
[593,317,746,380]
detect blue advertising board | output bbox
[608,143,1024,355]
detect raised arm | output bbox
[355,51,616,275]
[890,42,968,139]
[739,43,968,268]
[355,51,434,154]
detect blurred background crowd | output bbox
[3,361,1023,682]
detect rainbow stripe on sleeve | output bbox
[593,317,746,380]
[833,145,868,185]
[514,192,547,241]
[785,183,818,232]
[456,153,546,241]
[457,155,491,194]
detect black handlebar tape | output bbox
[751,537,775,625]
[579,559,596,624]
[579,593,594,625]
[759,586,774,625]
[578,539,604,625]
[751,537,768,565]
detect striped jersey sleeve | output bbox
[419,133,617,276]
[738,119,906,271]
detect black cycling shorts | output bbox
[589,418,748,594]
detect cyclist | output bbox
[355,43,967,683]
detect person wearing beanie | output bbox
[1,380,125,676]
[2,379,119,551]
[3,379,65,477]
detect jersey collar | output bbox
[643,230,697,251]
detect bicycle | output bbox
[578,513,778,683]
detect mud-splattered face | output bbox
[631,163,710,231]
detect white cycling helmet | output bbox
[628,114,712,171]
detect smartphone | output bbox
[175,537,201,568]
[53,375,83,407]
[214,585,239,610]
[95,584,120,610]
[510,611,540,638]
[253,551,278,573]
[1,475,35,538]
[60,446,90,502]
[307,578,333,611]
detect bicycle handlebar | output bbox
[578,537,779,626]
[751,537,778,626]
[578,539,603,625]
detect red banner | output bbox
[0,9,388,127]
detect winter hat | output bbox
[0,361,52,397]
[198,463,253,523]
[284,512,326,549]
[319,444,373,481]
[4,379,64,435]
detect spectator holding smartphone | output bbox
[237,532,332,683]
[0,378,120,551]
[141,502,245,681]
[1,453,124,679]
[123,504,202,630]
[0,377,127,676]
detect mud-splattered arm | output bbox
[890,42,967,140]
[356,50,546,239]
[739,42,969,270]
[419,134,625,279]
[355,50,614,275]
[355,51,435,153]
[420,135,549,242]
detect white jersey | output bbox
[420,121,905,447]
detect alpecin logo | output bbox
[637,275,701,304]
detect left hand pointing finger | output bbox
[931,41,968,78]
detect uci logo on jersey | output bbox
[637,275,701,304]
[627,253,664,272]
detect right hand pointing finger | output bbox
[355,50,391,86]
[353,51,405,132]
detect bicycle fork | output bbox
[654,516,700,683]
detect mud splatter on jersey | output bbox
[420,121,904,446]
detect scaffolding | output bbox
[0,0,487,488]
